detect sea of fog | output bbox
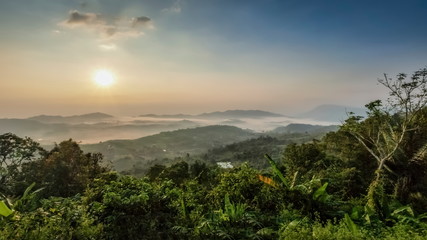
[0,115,338,145]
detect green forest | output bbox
[1,69,427,239]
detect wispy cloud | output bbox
[60,10,153,39]
[162,0,182,13]
[99,43,117,51]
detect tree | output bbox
[147,164,166,181]
[18,139,109,198]
[0,133,46,196]
[159,161,190,185]
[282,143,327,181]
[343,67,427,213]
[322,129,377,198]
[348,69,427,180]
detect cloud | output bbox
[99,43,117,51]
[132,16,153,28]
[65,10,102,26]
[162,0,182,13]
[60,10,152,39]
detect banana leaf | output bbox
[264,154,288,188]
[0,201,13,217]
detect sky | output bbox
[1,0,427,117]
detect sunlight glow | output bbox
[94,69,115,87]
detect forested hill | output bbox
[81,125,257,171]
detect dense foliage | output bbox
[1,68,427,239]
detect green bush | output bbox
[84,174,180,239]
[0,196,101,240]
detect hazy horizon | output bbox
[0,109,341,145]
[0,104,363,119]
[1,0,426,118]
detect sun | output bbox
[94,69,115,87]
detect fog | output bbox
[0,114,338,145]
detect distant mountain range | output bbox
[0,116,199,145]
[140,110,284,119]
[0,109,342,173]
[297,104,366,123]
[198,110,284,119]
[0,107,352,145]
[27,112,114,124]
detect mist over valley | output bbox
[0,107,348,145]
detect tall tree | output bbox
[21,139,109,198]
[343,68,427,213]
[0,133,45,197]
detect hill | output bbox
[81,125,257,172]
[140,110,284,119]
[0,117,199,145]
[28,112,114,124]
[138,113,194,118]
[200,136,287,169]
[0,119,66,138]
[198,110,284,119]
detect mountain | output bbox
[139,110,284,119]
[28,112,114,124]
[0,117,199,145]
[221,119,246,125]
[297,105,366,123]
[1,109,337,147]
[270,123,339,134]
[0,119,66,137]
[138,113,194,118]
[81,125,256,172]
[198,110,284,119]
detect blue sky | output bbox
[0,0,426,117]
